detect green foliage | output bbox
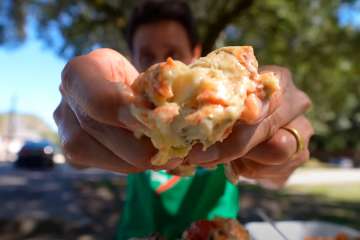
[1,0,359,158]
[0,0,26,47]
[222,0,360,156]
[287,183,360,202]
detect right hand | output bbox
[54,48,181,173]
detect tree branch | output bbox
[85,0,123,18]
[202,0,254,54]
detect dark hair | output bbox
[126,0,198,51]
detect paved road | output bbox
[0,163,122,221]
[1,163,359,221]
[0,163,359,238]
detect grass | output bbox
[238,183,360,230]
[300,158,334,169]
[286,183,360,202]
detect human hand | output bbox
[186,66,312,173]
[54,99,144,173]
[227,115,314,188]
[54,48,181,172]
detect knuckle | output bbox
[297,90,312,112]
[78,114,97,132]
[61,131,84,164]
[61,54,91,92]
[76,110,104,135]
[264,114,280,139]
[267,132,293,161]
[61,58,79,91]
[53,105,62,125]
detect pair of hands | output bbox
[54,48,314,188]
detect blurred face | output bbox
[131,20,200,72]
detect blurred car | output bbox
[15,140,55,169]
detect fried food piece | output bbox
[130,46,280,173]
[182,218,250,240]
[304,232,360,240]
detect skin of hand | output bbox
[54,48,181,172]
[54,48,312,183]
[229,115,313,189]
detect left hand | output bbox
[55,48,182,172]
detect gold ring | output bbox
[282,127,304,156]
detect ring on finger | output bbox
[281,127,304,158]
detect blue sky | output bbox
[339,1,360,26]
[0,37,65,130]
[0,3,359,131]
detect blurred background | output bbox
[0,0,359,239]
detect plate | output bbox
[245,221,360,240]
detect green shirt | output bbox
[116,165,239,240]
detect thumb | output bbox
[61,48,140,128]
